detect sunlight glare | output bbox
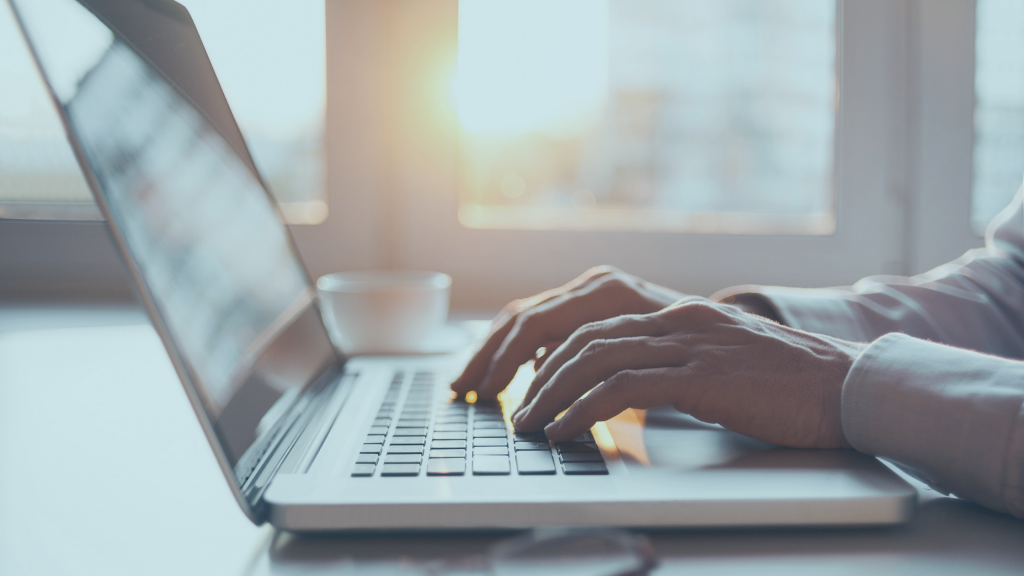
[455,0,608,136]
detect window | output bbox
[456,0,837,235]
[0,0,326,224]
[973,0,1024,234]
[0,1,96,220]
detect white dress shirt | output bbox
[716,189,1024,518]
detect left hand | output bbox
[511,297,867,449]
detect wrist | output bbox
[721,293,785,324]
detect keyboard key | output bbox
[351,464,375,477]
[560,452,604,462]
[474,429,507,438]
[365,435,386,444]
[390,435,426,445]
[373,418,391,427]
[473,456,511,475]
[397,419,430,428]
[384,454,422,464]
[556,442,600,454]
[473,413,504,422]
[473,421,506,429]
[431,440,468,449]
[473,438,507,447]
[514,441,550,451]
[432,431,467,440]
[429,448,467,458]
[395,427,428,436]
[436,416,468,424]
[474,405,502,414]
[427,458,465,476]
[356,453,378,464]
[360,443,383,454]
[387,445,424,454]
[381,463,420,476]
[367,426,389,435]
[514,431,548,442]
[562,462,608,475]
[435,424,468,432]
[574,432,595,443]
[401,412,431,420]
[516,451,556,475]
[474,446,509,456]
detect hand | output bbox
[450,266,684,400]
[511,298,867,449]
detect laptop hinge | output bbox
[238,367,356,521]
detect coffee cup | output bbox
[316,270,452,355]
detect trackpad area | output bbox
[606,406,867,472]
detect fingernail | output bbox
[544,421,559,438]
[512,409,525,427]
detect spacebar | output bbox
[515,451,555,475]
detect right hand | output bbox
[449,266,685,402]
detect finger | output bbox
[543,367,689,442]
[474,272,661,400]
[512,314,661,417]
[513,334,692,431]
[450,313,516,394]
[473,294,578,399]
[450,267,617,395]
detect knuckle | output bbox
[504,297,529,314]
[587,264,620,278]
[603,370,639,398]
[514,310,541,335]
[596,275,629,292]
[578,339,608,361]
[576,318,608,337]
[664,299,720,323]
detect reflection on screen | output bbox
[15,0,313,417]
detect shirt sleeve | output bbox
[843,333,1024,517]
[711,189,1024,516]
[712,187,1024,360]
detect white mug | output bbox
[316,270,451,354]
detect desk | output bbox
[2,303,1023,576]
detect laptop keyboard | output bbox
[351,371,608,478]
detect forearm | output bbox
[712,191,1024,357]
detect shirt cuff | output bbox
[841,332,1024,517]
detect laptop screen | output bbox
[10,0,339,482]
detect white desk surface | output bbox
[2,302,1023,576]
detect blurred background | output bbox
[1,0,1018,311]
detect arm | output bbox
[713,188,1024,359]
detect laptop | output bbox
[9,0,916,530]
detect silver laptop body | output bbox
[10,0,916,530]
